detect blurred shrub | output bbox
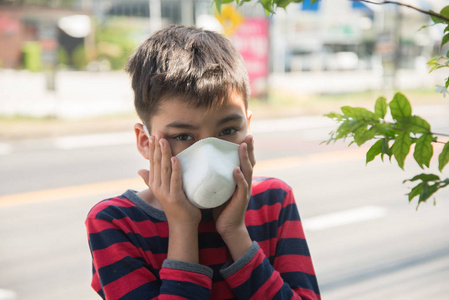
[73,45,88,69]
[23,42,42,72]
[95,19,137,70]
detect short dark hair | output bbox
[125,24,250,126]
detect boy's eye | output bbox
[219,128,237,136]
[174,134,193,141]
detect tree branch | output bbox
[353,0,449,24]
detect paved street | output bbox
[0,113,448,300]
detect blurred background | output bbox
[0,0,448,299]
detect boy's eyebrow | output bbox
[217,114,244,126]
[165,121,199,130]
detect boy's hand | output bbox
[138,133,201,228]
[138,132,201,264]
[213,134,255,261]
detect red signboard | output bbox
[231,18,269,97]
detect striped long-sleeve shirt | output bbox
[86,177,321,299]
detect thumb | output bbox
[137,169,150,186]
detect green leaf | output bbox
[430,10,445,24]
[440,5,449,19]
[438,142,449,171]
[442,33,449,47]
[390,93,412,120]
[391,132,411,169]
[395,115,431,134]
[406,173,440,182]
[324,112,344,121]
[214,0,222,13]
[381,138,392,161]
[354,126,377,146]
[374,97,387,119]
[341,106,379,121]
[276,0,294,9]
[261,0,275,14]
[407,182,423,202]
[366,139,383,164]
[413,134,433,168]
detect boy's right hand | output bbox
[138,133,202,228]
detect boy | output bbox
[86,25,320,299]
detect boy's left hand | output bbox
[213,134,255,260]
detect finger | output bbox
[232,166,249,203]
[159,138,172,192]
[137,169,150,187]
[239,143,253,187]
[170,156,184,196]
[244,134,256,167]
[148,136,155,185]
[152,135,162,187]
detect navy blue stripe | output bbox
[120,281,161,300]
[89,229,169,254]
[276,238,311,257]
[272,282,294,300]
[97,288,105,299]
[198,232,226,249]
[96,205,163,223]
[248,188,287,211]
[232,256,274,298]
[160,279,210,299]
[278,202,301,226]
[247,220,278,242]
[98,256,147,286]
[281,271,320,296]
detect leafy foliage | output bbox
[325,93,448,207]
[218,0,449,207]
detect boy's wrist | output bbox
[220,226,252,262]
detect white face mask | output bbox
[176,138,240,209]
[143,125,240,209]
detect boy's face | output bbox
[136,91,251,156]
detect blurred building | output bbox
[0,0,446,74]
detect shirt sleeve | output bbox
[219,186,321,300]
[86,214,213,300]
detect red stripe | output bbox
[226,248,265,287]
[198,220,216,232]
[250,269,283,300]
[103,267,154,299]
[277,220,306,239]
[245,203,282,226]
[199,247,230,266]
[86,217,117,234]
[210,280,234,299]
[87,215,169,237]
[293,287,321,300]
[92,241,142,269]
[91,272,102,292]
[274,254,316,275]
[158,296,190,300]
[257,238,277,258]
[160,268,212,289]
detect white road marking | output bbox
[0,143,12,155]
[303,206,388,231]
[0,289,17,300]
[251,116,334,133]
[53,132,134,150]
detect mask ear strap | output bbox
[143,125,151,137]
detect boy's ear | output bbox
[247,109,253,134]
[134,123,150,160]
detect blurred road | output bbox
[0,111,448,300]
